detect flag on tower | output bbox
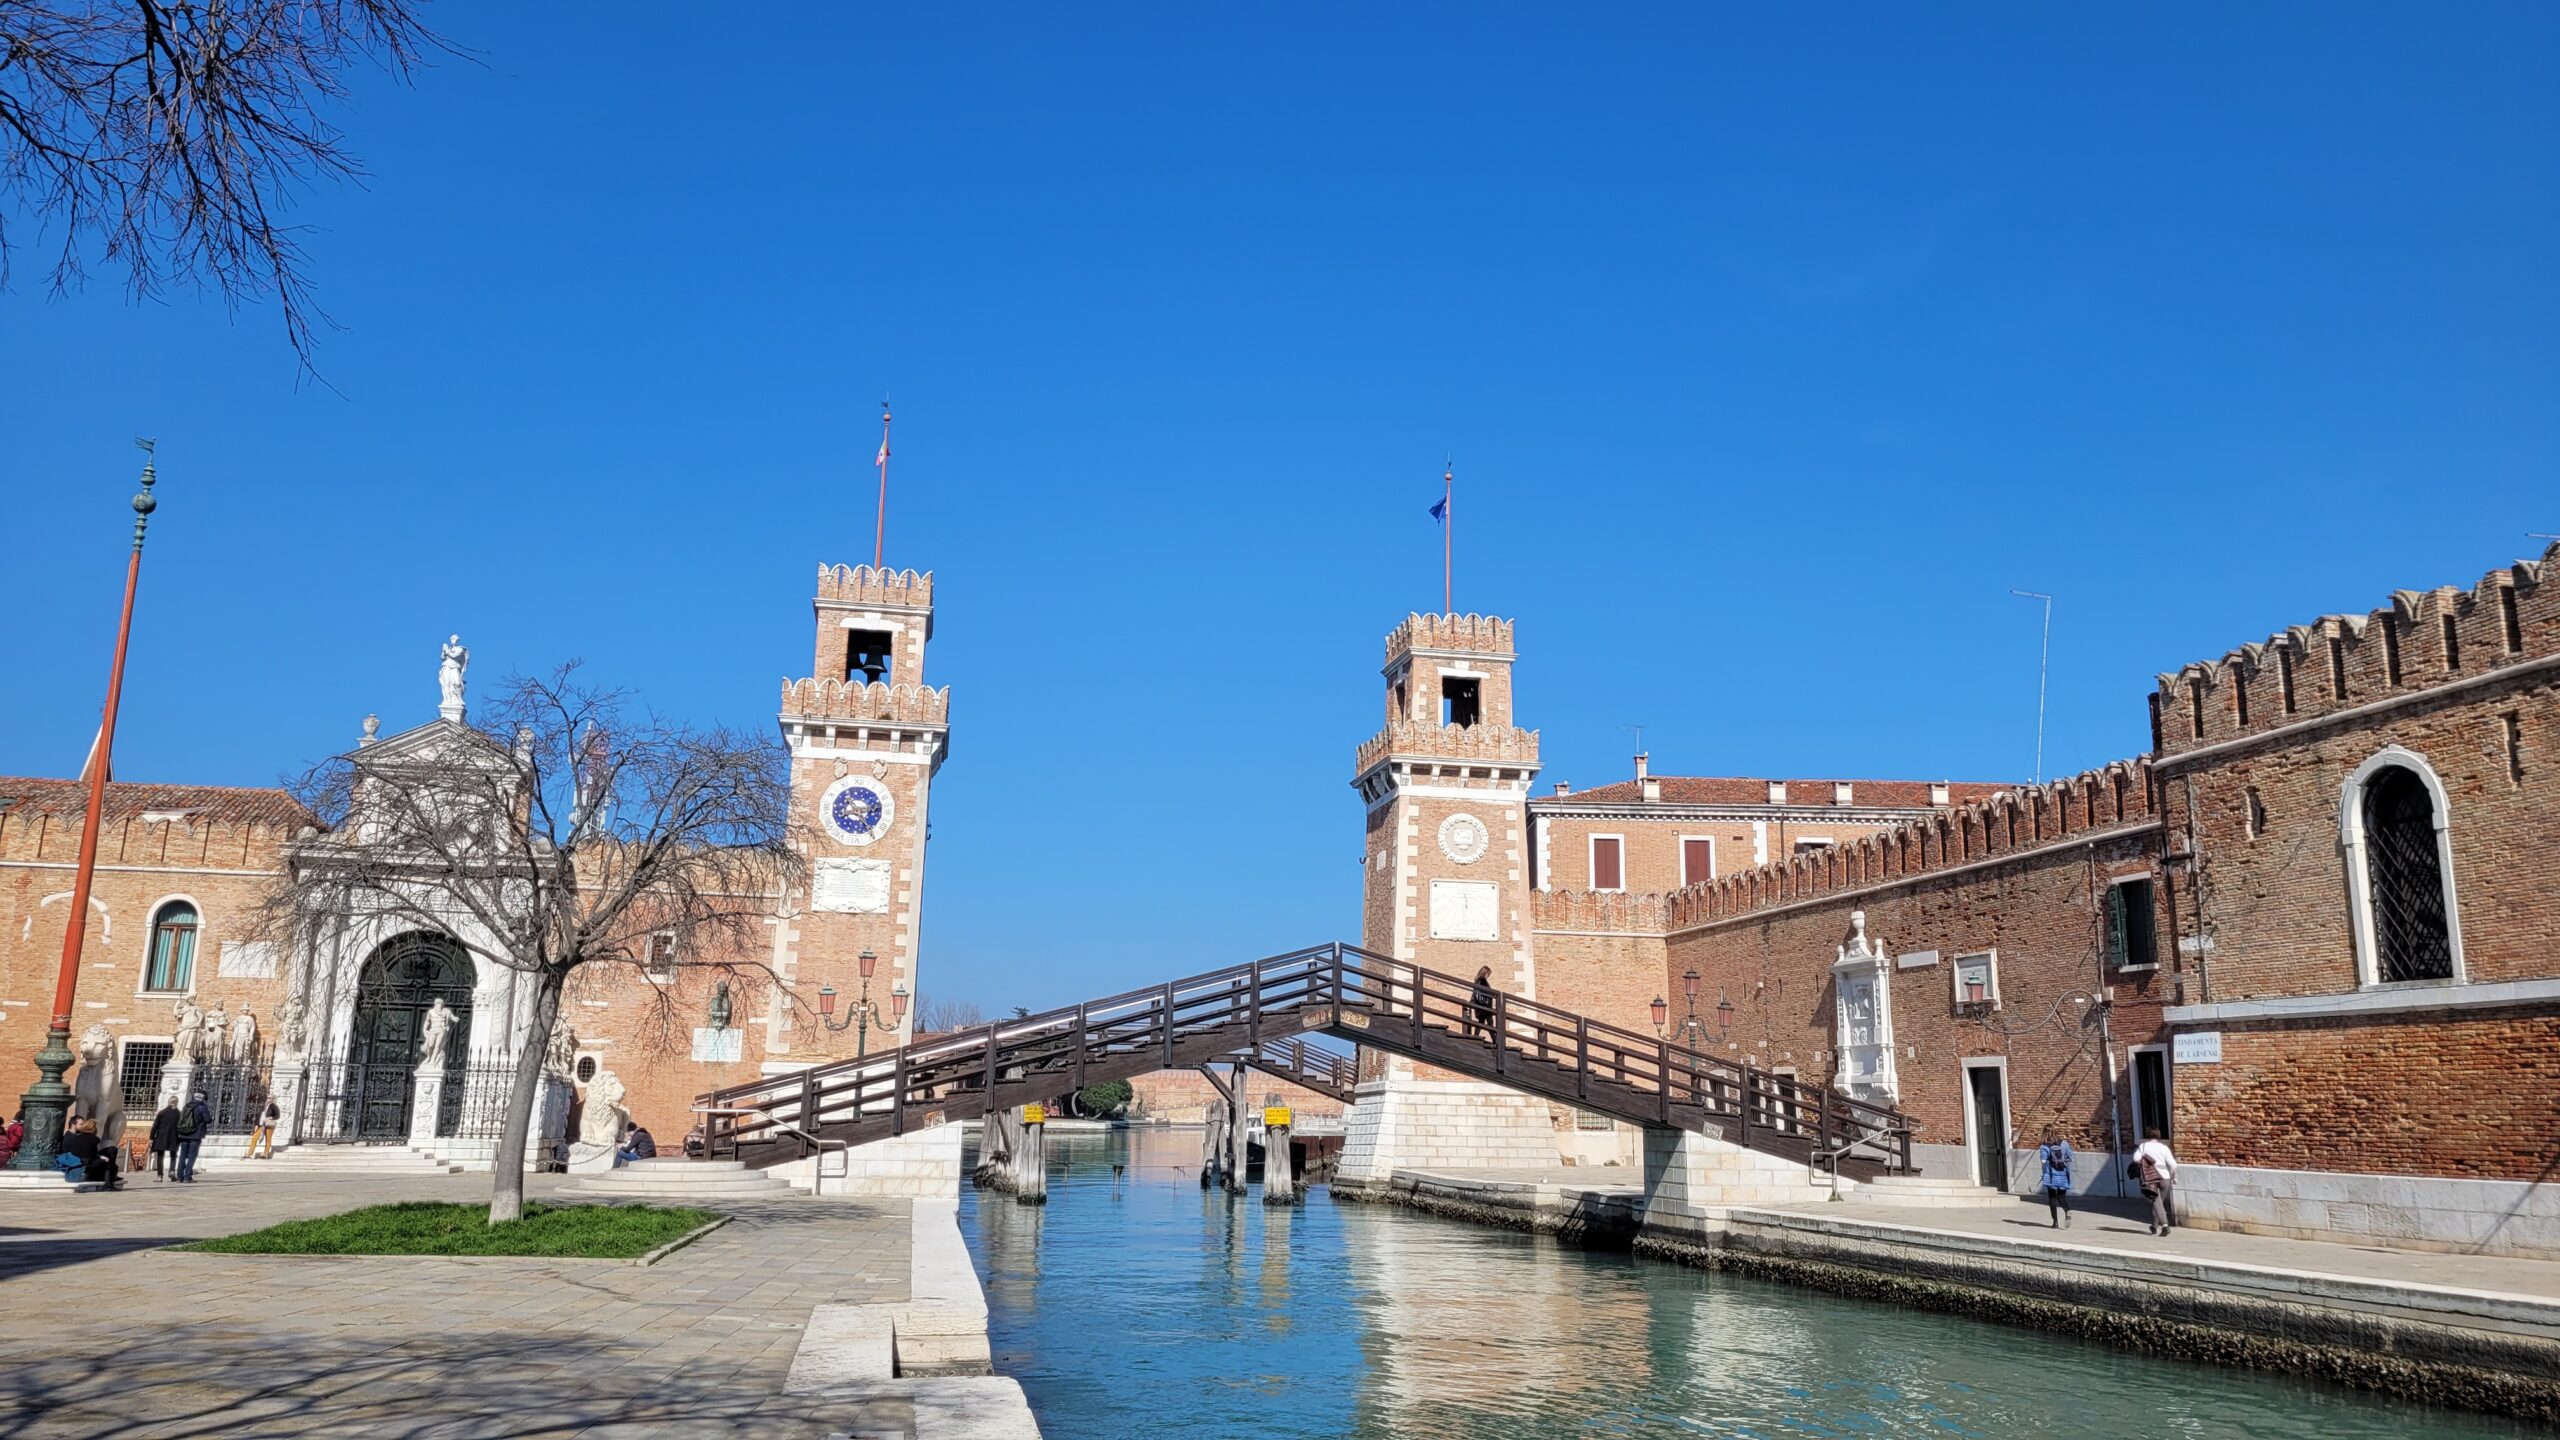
[1429,495,1447,523]
[77,720,111,787]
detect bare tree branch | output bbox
[0,1,451,375]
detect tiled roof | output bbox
[0,776,318,831]
[1537,776,2015,809]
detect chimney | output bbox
[1641,777,1661,803]
[1634,752,1650,780]
[1553,782,1572,797]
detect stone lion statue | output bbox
[577,1069,629,1148]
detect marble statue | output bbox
[578,1069,628,1147]
[709,981,732,1032]
[70,1023,124,1144]
[200,1001,228,1063]
[544,1021,579,1079]
[416,997,459,1070]
[277,989,308,1054]
[171,998,206,1064]
[438,634,469,720]
[227,1007,258,1064]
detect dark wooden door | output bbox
[1968,1066,2009,1190]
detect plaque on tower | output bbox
[1428,879,1501,942]
[813,857,893,914]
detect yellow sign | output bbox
[1022,1104,1048,1124]
[1264,1107,1292,1128]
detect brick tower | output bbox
[769,564,949,1060]
[1337,613,1560,1185]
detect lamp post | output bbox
[816,948,907,1059]
[1654,967,1711,1048]
[9,444,158,1177]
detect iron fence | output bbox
[195,1048,274,1134]
[451,1052,528,1140]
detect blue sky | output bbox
[4,6,2555,1013]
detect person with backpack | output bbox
[2036,1126,2075,1229]
[2134,1127,2179,1236]
[148,1098,182,1181]
[172,1090,214,1183]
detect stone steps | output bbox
[260,1146,465,1175]
[1857,1175,2019,1207]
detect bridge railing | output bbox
[692,941,1909,1173]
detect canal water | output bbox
[961,1129,2532,1440]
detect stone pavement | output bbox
[0,1167,924,1438]
[1755,1192,2560,1304]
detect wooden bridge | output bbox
[695,942,1912,1178]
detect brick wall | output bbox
[1126,1067,1345,1122]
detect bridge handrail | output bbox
[690,940,1913,1174]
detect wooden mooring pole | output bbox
[1225,1062,1251,1195]
[1200,1079,1229,1188]
[1015,1103,1048,1205]
[975,1106,1020,1191]
[1262,1099,1298,1205]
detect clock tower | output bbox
[771,563,949,1059]
[1338,612,1560,1186]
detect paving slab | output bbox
[0,1167,913,1439]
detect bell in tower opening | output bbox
[844,628,894,685]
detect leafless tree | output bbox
[911,994,985,1037]
[263,666,803,1224]
[0,1,448,369]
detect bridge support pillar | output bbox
[1334,1069,1556,1192]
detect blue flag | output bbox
[1429,496,1448,523]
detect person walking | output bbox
[2134,1127,2179,1236]
[173,1090,213,1183]
[247,1097,281,1159]
[1468,966,1496,1042]
[148,1098,182,1181]
[2035,1126,2075,1228]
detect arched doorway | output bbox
[319,931,476,1142]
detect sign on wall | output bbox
[2171,1031,2222,1065]
[217,940,278,978]
[1896,948,1939,970]
[812,857,893,914]
[1428,880,1501,942]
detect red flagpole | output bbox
[9,443,157,1176]
[1442,462,1454,616]
[873,401,893,571]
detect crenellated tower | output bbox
[1339,612,1559,1183]
[771,563,949,1058]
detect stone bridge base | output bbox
[1335,1076,1556,1187]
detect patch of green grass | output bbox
[176,1201,718,1259]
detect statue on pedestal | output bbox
[70,1023,125,1145]
[544,1022,579,1080]
[171,998,206,1064]
[416,997,458,1071]
[577,1069,628,1148]
[277,989,308,1057]
[227,1008,259,1065]
[438,635,470,721]
[200,1001,229,1065]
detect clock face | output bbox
[819,776,895,847]
[1439,812,1490,865]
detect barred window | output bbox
[2362,766,2453,983]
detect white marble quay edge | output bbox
[1718,1206,2560,1322]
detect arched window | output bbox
[2341,748,2462,987]
[145,901,199,993]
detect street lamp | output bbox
[816,948,907,1059]
[1655,968,1710,1047]
[8,445,157,1180]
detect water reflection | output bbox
[964,1130,2532,1440]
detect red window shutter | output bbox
[1682,839,1712,886]
[1593,837,1623,891]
